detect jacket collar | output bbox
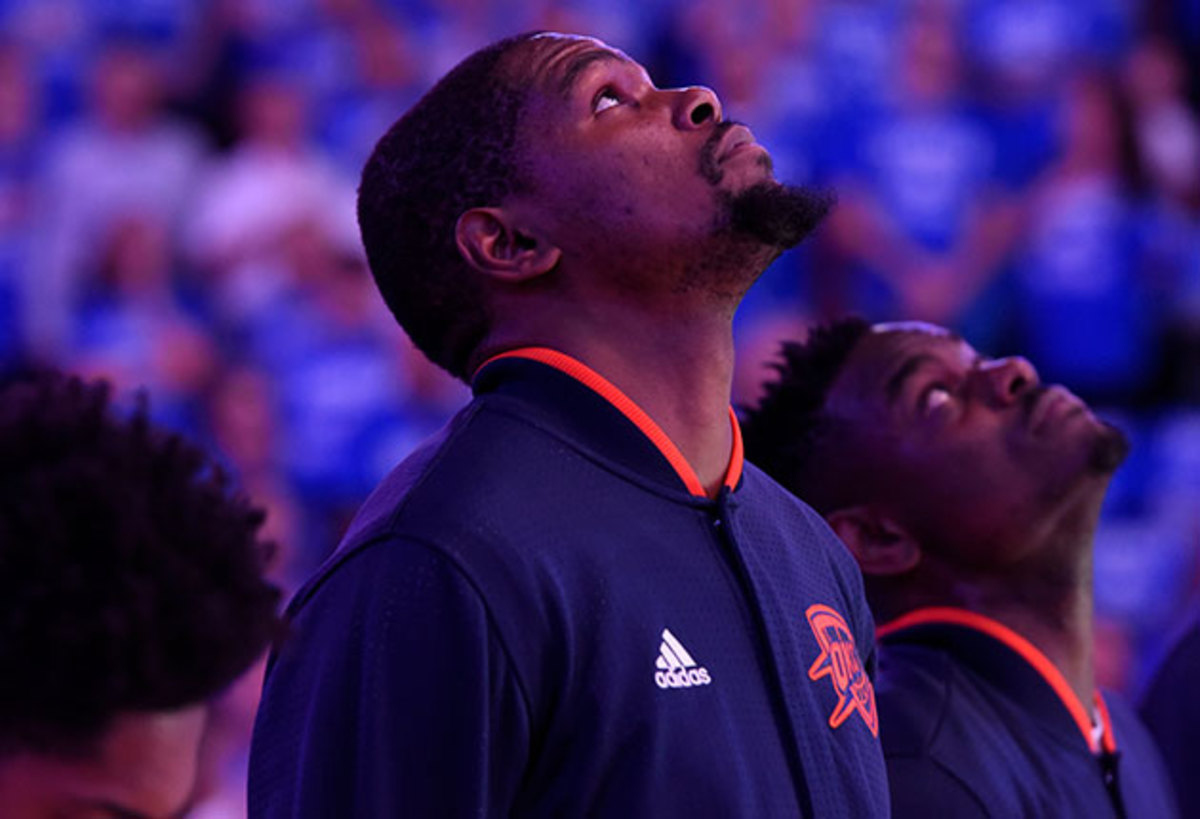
[473,347,743,499]
[877,607,1116,754]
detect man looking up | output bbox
[0,372,282,818]
[250,32,887,817]
[743,318,1177,817]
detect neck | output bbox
[888,493,1105,705]
[966,577,1095,706]
[884,565,1096,704]
[481,300,738,497]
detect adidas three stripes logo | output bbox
[654,628,713,689]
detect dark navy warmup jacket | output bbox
[249,349,889,817]
[875,607,1177,818]
[1139,607,1200,819]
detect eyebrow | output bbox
[555,50,632,99]
[78,802,153,819]
[78,798,194,819]
[884,354,940,405]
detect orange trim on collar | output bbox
[478,347,742,497]
[725,406,744,492]
[876,607,1115,754]
[1093,690,1117,755]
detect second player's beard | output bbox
[1088,420,1130,475]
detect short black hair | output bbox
[358,32,542,381]
[742,317,872,512]
[0,373,282,758]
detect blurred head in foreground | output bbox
[0,372,282,818]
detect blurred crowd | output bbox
[0,0,1197,812]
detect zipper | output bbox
[711,487,815,818]
[1099,749,1126,819]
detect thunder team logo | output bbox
[805,604,878,737]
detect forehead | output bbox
[515,33,645,99]
[829,324,975,412]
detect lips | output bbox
[717,124,759,163]
[1027,385,1086,434]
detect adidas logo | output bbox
[654,628,713,689]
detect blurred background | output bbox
[0,0,1196,813]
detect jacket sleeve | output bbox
[248,536,531,817]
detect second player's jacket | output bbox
[249,350,888,817]
[875,607,1177,818]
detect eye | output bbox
[922,385,953,415]
[592,86,621,114]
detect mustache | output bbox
[699,120,742,185]
[1021,384,1051,424]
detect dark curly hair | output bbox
[0,372,282,758]
[741,317,872,513]
[358,32,543,382]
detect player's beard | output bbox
[675,126,834,303]
[698,120,835,250]
[724,180,835,250]
[1088,420,1131,474]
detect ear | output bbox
[455,207,561,282]
[827,507,921,577]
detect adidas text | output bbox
[655,667,712,689]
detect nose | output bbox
[978,356,1039,405]
[670,85,722,130]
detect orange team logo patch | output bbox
[805,604,879,737]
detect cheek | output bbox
[0,757,61,815]
[548,141,711,219]
[536,156,638,233]
[890,438,1027,510]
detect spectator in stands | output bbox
[69,214,217,436]
[185,71,355,332]
[0,40,39,360]
[1124,37,1200,402]
[824,3,1018,348]
[26,41,206,359]
[1012,72,1162,406]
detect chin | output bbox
[1087,420,1130,475]
[723,182,836,250]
